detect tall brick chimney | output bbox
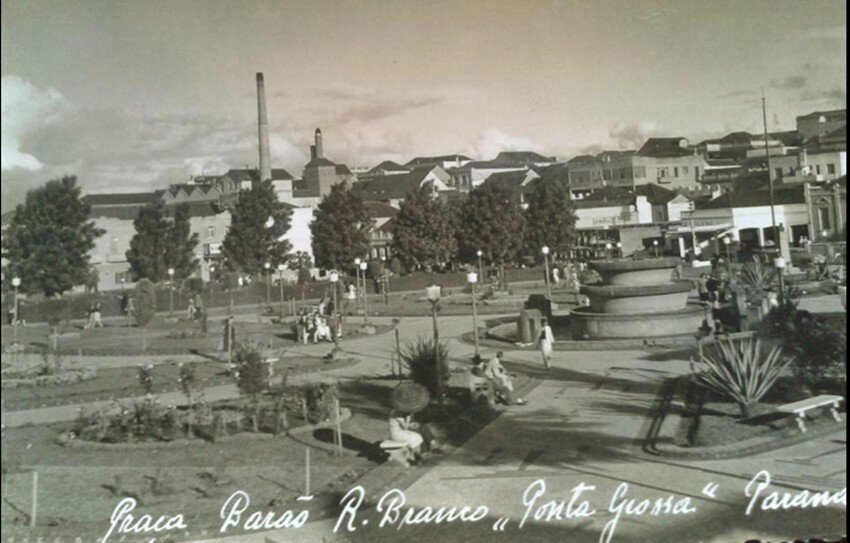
[256,72,272,182]
[315,128,324,158]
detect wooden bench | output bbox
[380,440,411,466]
[777,395,844,433]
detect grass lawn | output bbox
[2,356,357,411]
[1,317,394,356]
[0,372,511,541]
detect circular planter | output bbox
[589,257,681,286]
[580,281,693,314]
[569,303,705,340]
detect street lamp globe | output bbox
[616,242,622,248]
[774,257,787,269]
[354,257,362,266]
[723,237,731,245]
[359,262,367,271]
[652,240,659,246]
[11,277,21,288]
[426,285,441,302]
[277,263,285,272]
[822,230,829,239]
[329,271,339,283]
[467,272,478,284]
[605,242,613,250]
[476,250,483,257]
[264,262,271,270]
[167,268,174,277]
[541,246,550,255]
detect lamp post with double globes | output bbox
[541,246,552,299]
[359,261,370,325]
[426,284,444,405]
[167,268,175,316]
[468,272,480,356]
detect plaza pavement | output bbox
[3,295,846,542]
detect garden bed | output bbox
[1,366,97,389]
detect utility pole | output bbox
[762,90,785,301]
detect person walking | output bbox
[539,317,554,370]
[552,266,561,288]
[187,297,196,321]
[485,352,527,405]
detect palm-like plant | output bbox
[690,336,793,418]
[739,256,778,292]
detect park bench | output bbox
[777,395,844,433]
[379,440,411,466]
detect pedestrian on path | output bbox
[187,297,196,321]
[539,317,554,370]
[485,352,526,405]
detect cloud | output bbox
[607,121,662,150]
[462,129,543,161]
[770,75,807,90]
[1,75,66,171]
[800,87,847,104]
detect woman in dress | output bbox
[539,317,554,370]
[388,409,424,466]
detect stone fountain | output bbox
[568,257,704,340]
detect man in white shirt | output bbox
[485,352,526,405]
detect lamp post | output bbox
[354,258,362,312]
[264,262,271,305]
[775,256,787,303]
[329,271,341,354]
[167,268,175,316]
[605,242,613,260]
[476,250,484,284]
[209,265,216,307]
[541,246,552,299]
[277,264,285,315]
[723,236,732,266]
[426,284,443,405]
[688,201,698,257]
[359,261,369,325]
[381,256,389,305]
[616,241,622,259]
[468,272,480,356]
[11,276,20,337]
[652,239,659,258]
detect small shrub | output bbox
[137,364,155,396]
[690,336,792,418]
[399,337,449,398]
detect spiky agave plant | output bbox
[690,336,793,418]
[739,256,778,292]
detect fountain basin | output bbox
[589,257,680,286]
[580,280,693,314]
[569,303,705,340]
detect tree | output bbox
[126,200,170,282]
[126,201,198,282]
[310,182,372,271]
[165,203,199,281]
[391,185,458,272]
[523,177,577,259]
[456,183,526,288]
[133,278,156,352]
[2,176,104,296]
[222,180,292,275]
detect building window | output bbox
[788,166,794,175]
[207,226,215,238]
[673,167,679,177]
[775,168,783,179]
[634,166,646,178]
[683,166,689,174]
[816,165,821,175]
[115,271,130,285]
[818,206,832,231]
[828,163,836,174]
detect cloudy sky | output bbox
[1,0,846,211]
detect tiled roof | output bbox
[697,185,805,210]
[567,155,602,166]
[84,192,160,206]
[405,154,473,167]
[483,170,529,190]
[634,183,678,205]
[364,202,399,219]
[797,109,846,120]
[463,160,529,169]
[223,168,294,182]
[637,138,694,158]
[495,151,556,163]
[305,157,336,168]
[597,150,636,162]
[357,168,435,200]
[368,160,409,173]
[88,201,225,220]
[335,164,353,175]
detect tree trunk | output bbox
[142,327,147,352]
[738,401,753,419]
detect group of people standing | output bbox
[295,299,342,345]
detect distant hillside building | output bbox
[797,109,846,143]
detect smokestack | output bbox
[310,145,317,160]
[315,128,324,158]
[256,72,272,182]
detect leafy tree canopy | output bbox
[523,177,577,259]
[456,182,526,266]
[1,176,104,297]
[391,185,458,272]
[310,182,372,271]
[126,201,199,282]
[222,180,292,275]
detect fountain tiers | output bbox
[569,257,704,340]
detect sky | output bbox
[1,0,846,211]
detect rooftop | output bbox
[83,192,160,206]
[494,151,556,163]
[697,184,805,210]
[405,154,473,167]
[637,138,694,158]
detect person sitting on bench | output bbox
[388,409,425,466]
[485,352,526,405]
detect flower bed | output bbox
[1,367,97,389]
